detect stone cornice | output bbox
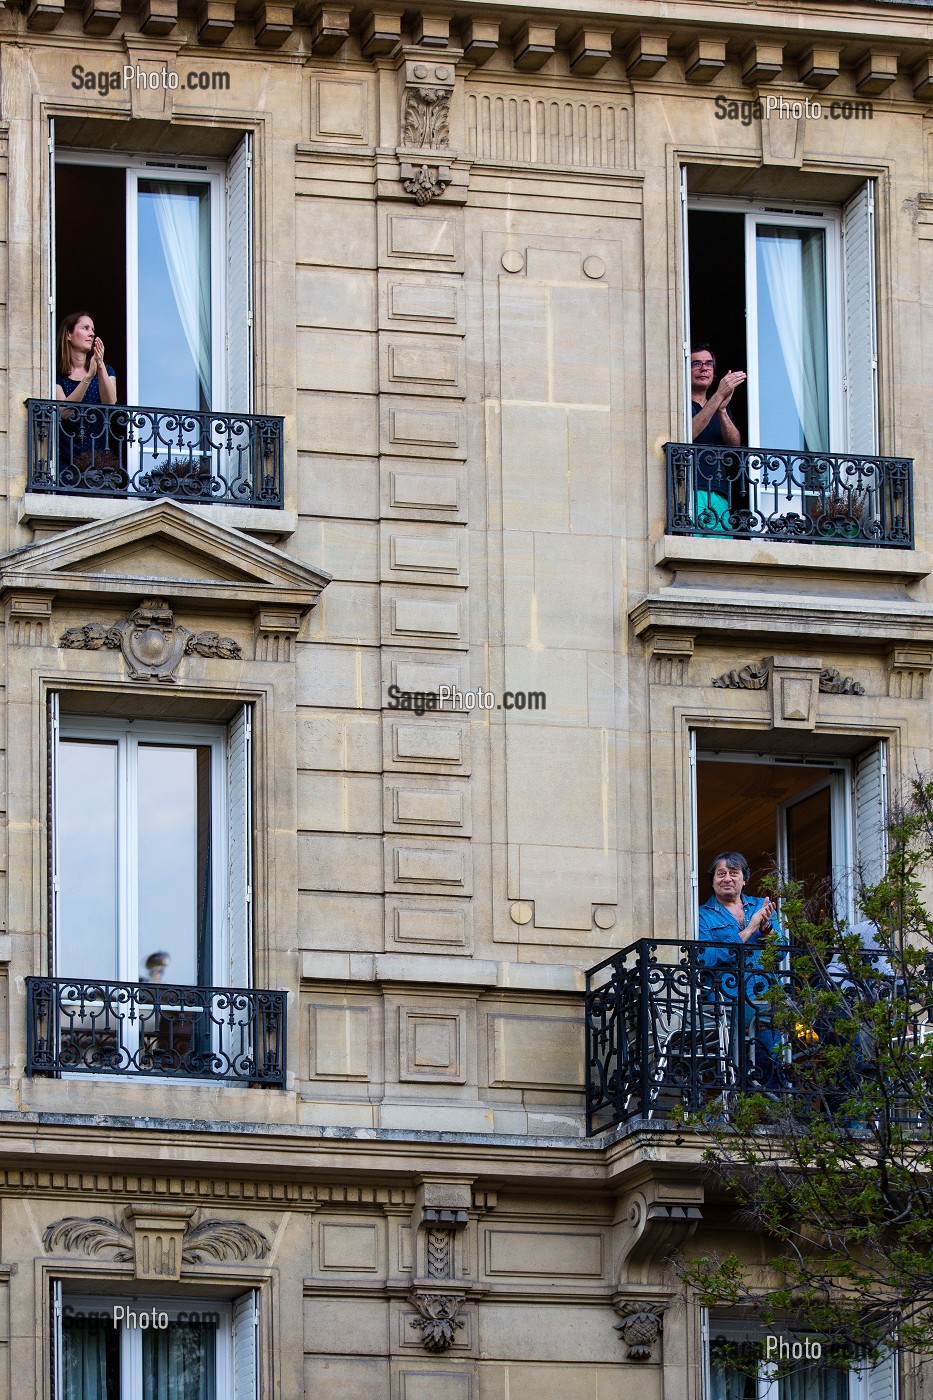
[631,591,933,648]
[3,3,931,93]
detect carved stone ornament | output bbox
[712,658,865,695]
[712,660,770,690]
[44,1211,269,1282]
[402,85,450,148]
[613,1300,667,1361]
[819,666,865,695]
[59,598,241,682]
[408,1291,466,1352]
[399,160,452,205]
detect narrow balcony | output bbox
[26,400,284,508]
[665,443,913,548]
[584,938,929,1136]
[26,977,287,1087]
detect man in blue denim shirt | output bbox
[699,850,780,1080]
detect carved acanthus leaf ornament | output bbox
[59,599,241,681]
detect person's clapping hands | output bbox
[715,369,747,408]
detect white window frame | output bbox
[53,149,226,411]
[53,715,229,988]
[61,1293,234,1399]
[685,194,846,451]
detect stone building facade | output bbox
[0,0,928,1392]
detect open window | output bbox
[53,1285,259,1399]
[51,128,253,414]
[705,1314,897,1399]
[683,181,877,454]
[691,738,887,932]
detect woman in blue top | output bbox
[699,850,780,1082]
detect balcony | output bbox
[666,443,913,548]
[584,938,931,1136]
[26,977,287,1087]
[26,400,284,508]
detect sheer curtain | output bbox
[150,184,212,407]
[757,228,829,452]
[63,1318,116,1400]
[143,1321,216,1400]
[780,1365,849,1400]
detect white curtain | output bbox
[757,229,829,452]
[150,184,212,405]
[780,1365,849,1400]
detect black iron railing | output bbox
[26,977,287,1087]
[26,400,284,508]
[665,443,913,547]
[584,938,931,1136]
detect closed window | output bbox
[50,704,252,990]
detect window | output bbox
[690,738,887,930]
[683,179,877,454]
[49,704,253,990]
[51,132,253,414]
[706,1317,897,1400]
[54,1290,258,1399]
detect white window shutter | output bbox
[232,1291,259,1400]
[689,728,699,939]
[864,1350,898,1400]
[681,164,692,439]
[225,132,253,413]
[227,706,253,989]
[48,119,57,395]
[854,741,888,891]
[842,181,878,454]
[48,692,60,967]
[51,1280,63,1400]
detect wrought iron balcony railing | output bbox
[26,400,284,508]
[585,938,931,1136]
[665,443,913,548]
[26,977,287,1087]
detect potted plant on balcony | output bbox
[140,455,213,502]
[818,488,870,543]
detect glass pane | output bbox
[137,746,211,986]
[756,227,829,451]
[137,180,211,410]
[786,786,833,917]
[143,1321,217,1400]
[57,741,119,980]
[63,1314,120,1400]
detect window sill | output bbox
[655,533,931,582]
[19,492,296,544]
[300,951,586,992]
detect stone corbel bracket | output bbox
[396,49,463,204]
[410,1178,475,1284]
[615,1182,703,1286]
[613,1296,669,1361]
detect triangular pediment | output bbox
[0,501,331,611]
